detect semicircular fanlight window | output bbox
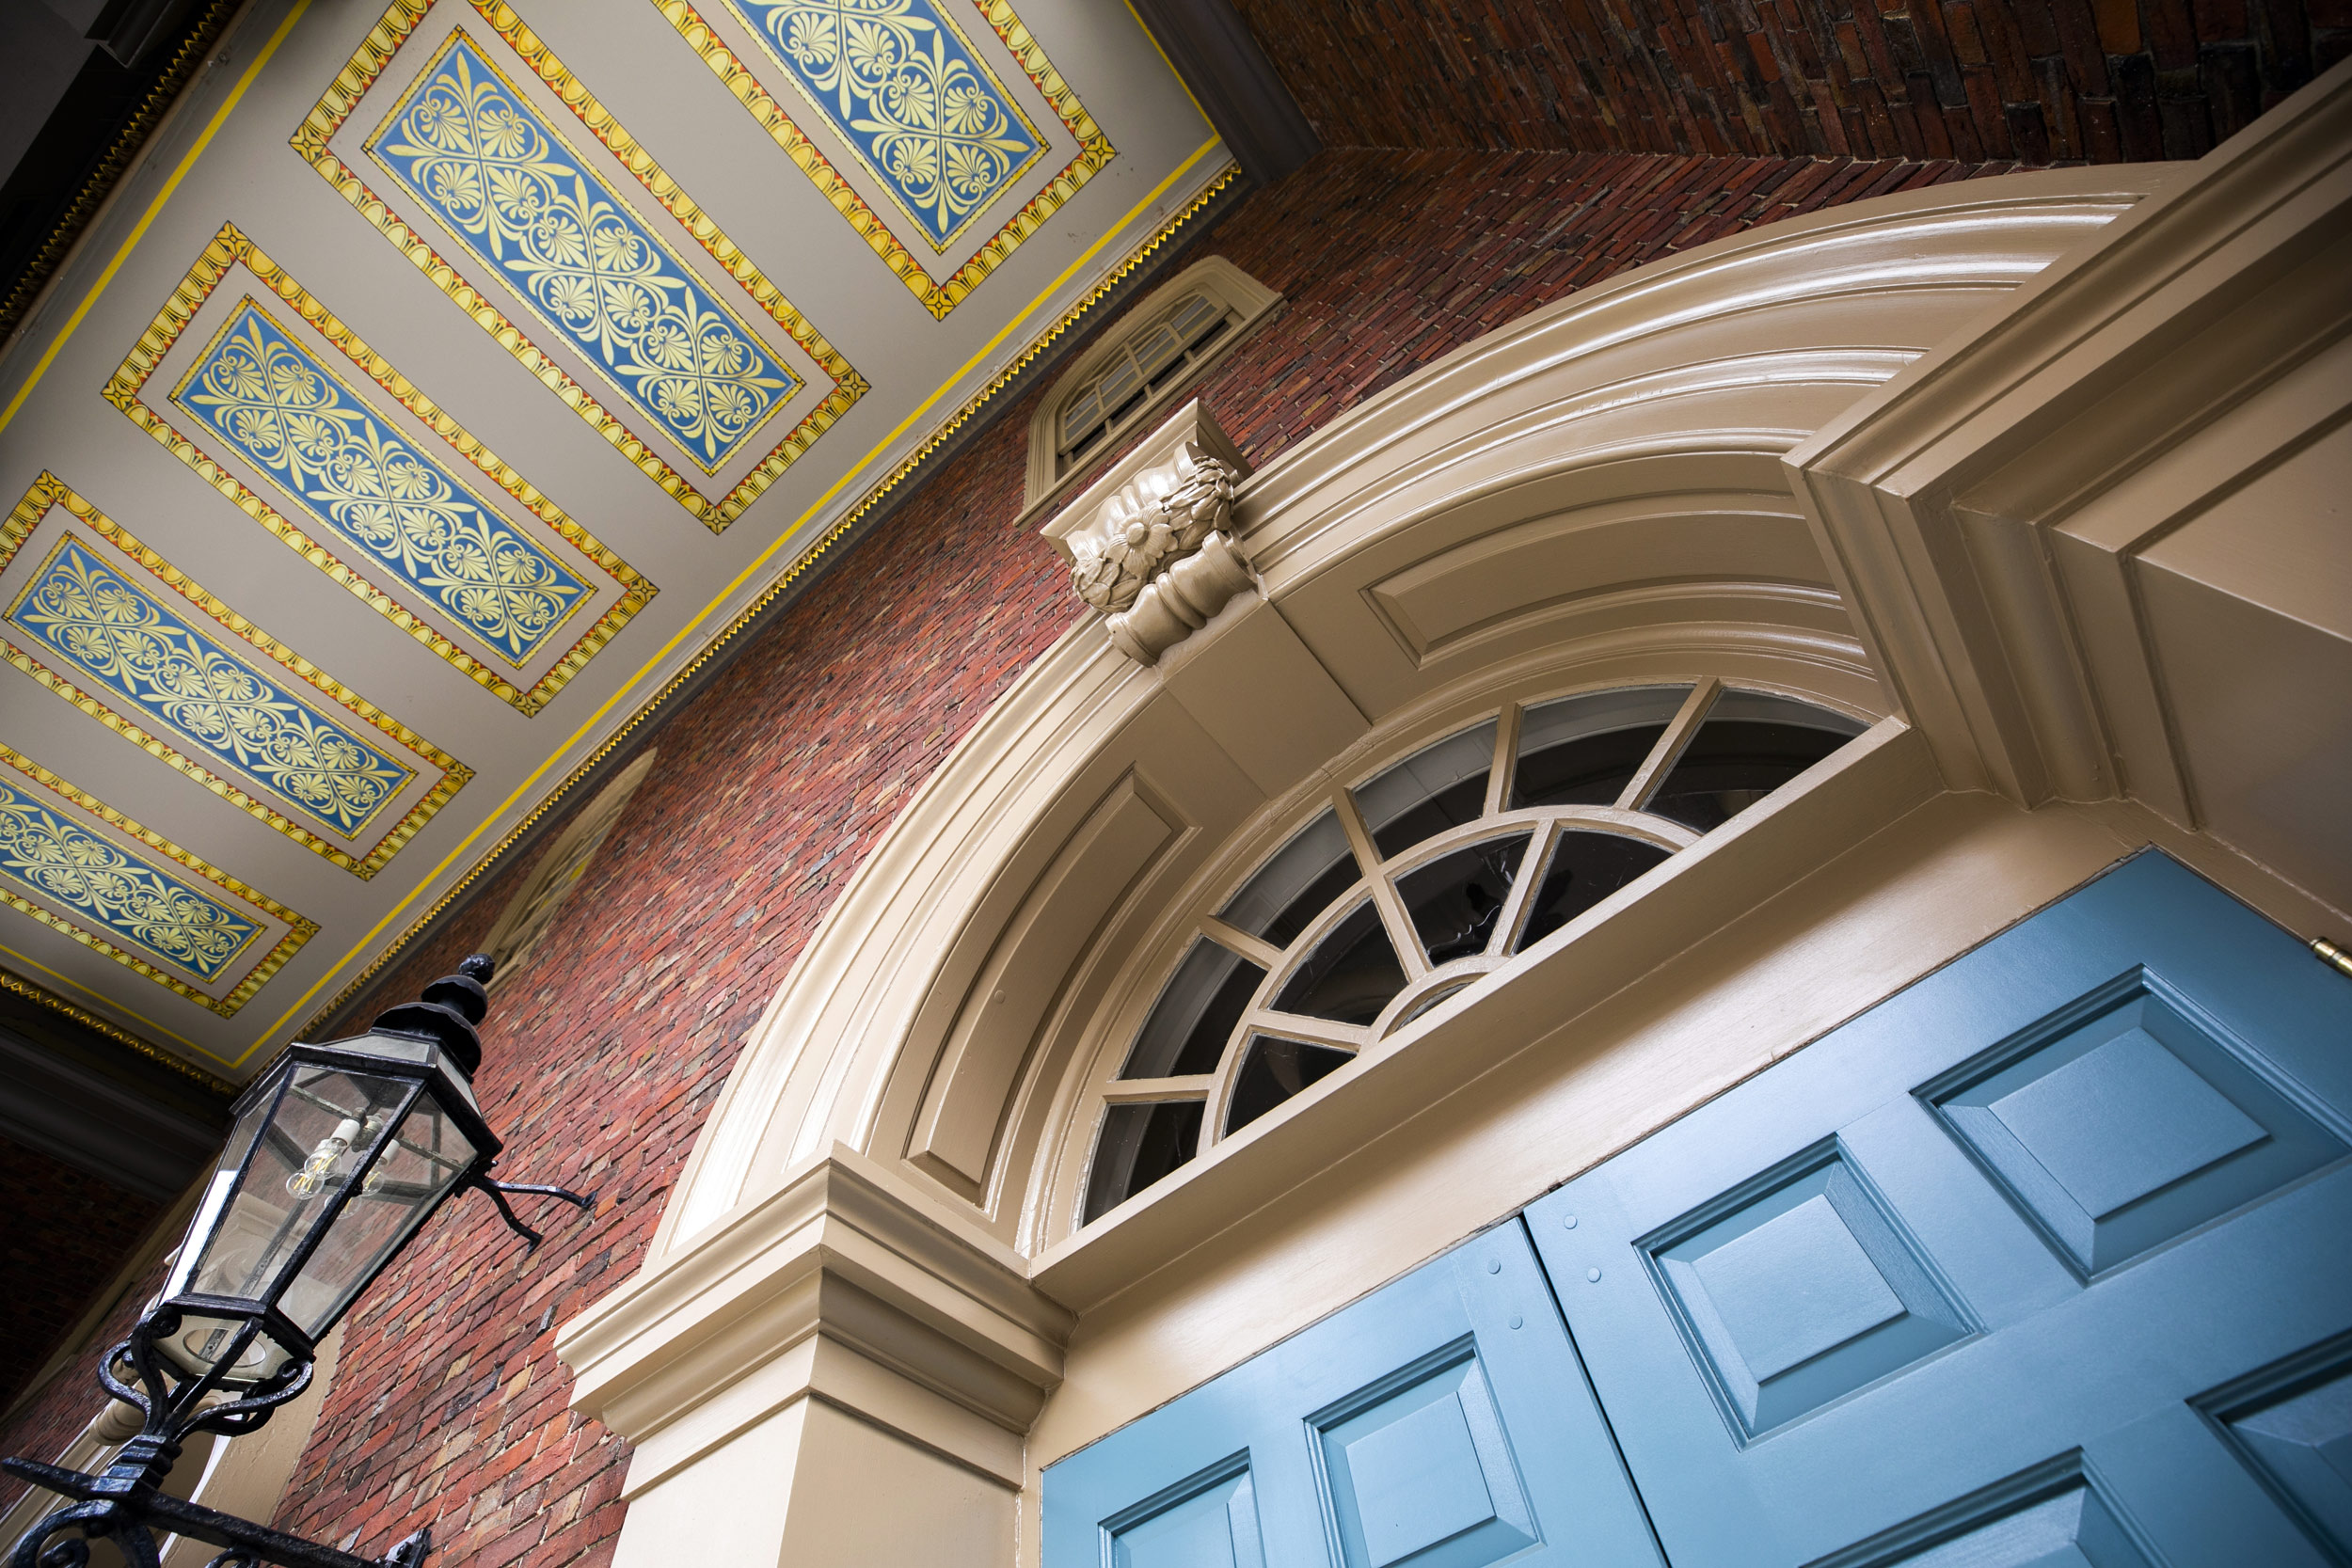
[1081,681,1867,1224]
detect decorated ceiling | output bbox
[0,0,1231,1083]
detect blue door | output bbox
[1526,850,2352,1565]
[1043,1219,1664,1567]
[1046,852,2352,1567]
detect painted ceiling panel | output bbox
[0,0,1228,1080]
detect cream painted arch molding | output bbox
[644,165,2164,1264]
[556,68,2352,1560]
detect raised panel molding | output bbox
[911,771,1185,1196]
[1104,1459,1266,1568]
[1806,1455,2158,1568]
[2205,1337,2352,1561]
[1641,1141,1972,1438]
[1923,969,2347,1278]
[1787,61,2352,850]
[1311,1342,1539,1568]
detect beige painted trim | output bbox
[531,131,2352,1565]
[560,1145,1069,1499]
[642,166,2156,1270]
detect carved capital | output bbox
[1042,402,1256,665]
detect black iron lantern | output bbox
[3,957,588,1568]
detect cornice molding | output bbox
[1788,60,2352,810]
[560,1145,1071,1494]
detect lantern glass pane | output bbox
[167,1082,274,1302]
[185,1068,407,1306]
[280,1087,477,1339]
[167,1066,412,1377]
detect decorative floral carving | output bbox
[0,781,260,982]
[12,541,414,837]
[1062,442,1252,665]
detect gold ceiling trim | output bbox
[104,222,659,718]
[0,967,238,1094]
[0,0,242,344]
[660,0,1116,321]
[0,744,318,1019]
[292,0,869,533]
[1,474,472,881]
[299,161,1241,1038]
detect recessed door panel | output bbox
[1044,1222,1663,1568]
[1528,851,2352,1567]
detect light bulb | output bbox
[287,1117,360,1198]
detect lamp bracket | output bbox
[466,1175,596,1255]
[0,1316,429,1568]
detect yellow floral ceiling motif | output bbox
[0,744,315,1019]
[294,0,868,532]
[0,475,470,881]
[660,0,1113,319]
[0,0,1223,1076]
[105,223,656,717]
[294,160,1242,1038]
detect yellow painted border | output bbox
[293,156,1239,1046]
[661,0,1115,319]
[0,966,236,1087]
[105,222,658,717]
[362,25,804,477]
[0,745,318,1018]
[1,474,473,881]
[713,0,1049,259]
[0,0,312,438]
[293,0,867,533]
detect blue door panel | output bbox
[1527,851,2352,1567]
[1044,1220,1664,1568]
[1049,852,2351,1568]
[2202,1330,2352,1563]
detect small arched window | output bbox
[1081,682,1867,1224]
[478,749,657,990]
[1025,257,1279,513]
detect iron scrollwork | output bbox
[0,1311,427,1568]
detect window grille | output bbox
[1057,293,1232,473]
[1025,258,1279,511]
[1081,683,1869,1224]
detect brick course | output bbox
[1230,0,2346,162]
[2,145,2029,1561]
[0,1139,162,1414]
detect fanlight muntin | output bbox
[156,962,503,1386]
[1083,678,1869,1225]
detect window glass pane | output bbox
[1058,382,1104,449]
[1271,900,1406,1024]
[1225,1035,1354,1134]
[1398,832,1529,966]
[1129,315,1188,382]
[1122,938,1264,1080]
[1356,720,1497,861]
[1168,292,1222,344]
[1646,690,1866,832]
[1084,1100,1204,1222]
[281,1090,475,1339]
[1217,809,1359,949]
[1512,687,1692,809]
[1515,832,1673,951]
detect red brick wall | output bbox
[0,145,2027,1564]
[1232,0,2346,164]
[0,1139,162,1413]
